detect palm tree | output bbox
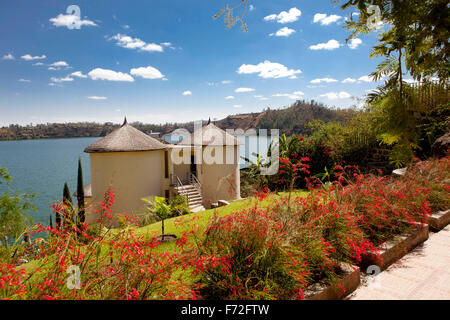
[142,196,172,241]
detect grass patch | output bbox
[133,190,309,239]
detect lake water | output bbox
[0,138,96,226]
[0,135,274,226]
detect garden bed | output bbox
[305,263,360,300]
[361,223,429,271]
[428,210,450,232]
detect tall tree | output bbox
[335,0,449,165]
[337,0,449,83]
[77,158,85,228]
[63,182,73,226]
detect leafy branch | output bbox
[214,0,249,32]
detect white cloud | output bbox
[348,38,363,49]
[50,76,74,83]
[70,71,88,78]
[88,68,134,82]
[249,5,255,11]
[342,77,357,83]
[161,42,175,50]
[358,75,375,82]
[233,105,243,108]
[141,43,164,52]
[254,95,269,101]
[309,39,341,50]
[49,61,69,67]
[237,60,302,79]
[313,13,342,25]
[264,7,302,24]
[86,96,107,100]
[222,80,232,84]
[320,91,352,100]
[235,87,255,93]
[182,90,192,96]
[32,62,44,66]
[110,34,164,52]
[110,34,145,49]
[225,96,235,100]
[130,66,165,79]
[310,78,338,84]
[49,14,97,29]
[272,91,304,100]
[2,54,14,60]
[21,54,46,61]
[123,25,130,29]
[269,27,296,37]
[18,79,31,83]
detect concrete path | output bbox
[349,225,450,300]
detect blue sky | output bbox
[0,0,386,126]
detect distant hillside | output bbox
[214,100,356,135]
[0,100,356,141]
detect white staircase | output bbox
[172,173,205,212]
[174,184,205,212]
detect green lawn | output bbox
[129,190,309,253]
[133,190,309,238]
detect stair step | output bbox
[174,183,204,212]
[189,200,203,206]
[175,185,196,189]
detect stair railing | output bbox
[189,173,202,195]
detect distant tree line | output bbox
[0,100,356,141]
[0,121,198,141]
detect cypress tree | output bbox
[63,182,73,226]
[49,215,53,230]
[55,211,61,230]
[63,182,72,204]
[77,158,85,227]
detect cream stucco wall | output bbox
[87,150,166,225]
[197,145,240,207]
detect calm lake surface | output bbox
[0,138,96,226]
[0,135,273,226]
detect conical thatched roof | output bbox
[177,122,242,146]
[85,118,167,153]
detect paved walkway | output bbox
[349,225,450,300]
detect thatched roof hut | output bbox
[84,118,167,153]
[177,122,242,146]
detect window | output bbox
[164,150,169,178]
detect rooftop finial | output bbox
[122,116,128,126]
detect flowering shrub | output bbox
[330,165,434,245]
[191,192,378,300]
[400,157,450,212]
[0,157,447,300]
[275,156,310,190]
[193,208,308,300]
[0,190,195,300]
